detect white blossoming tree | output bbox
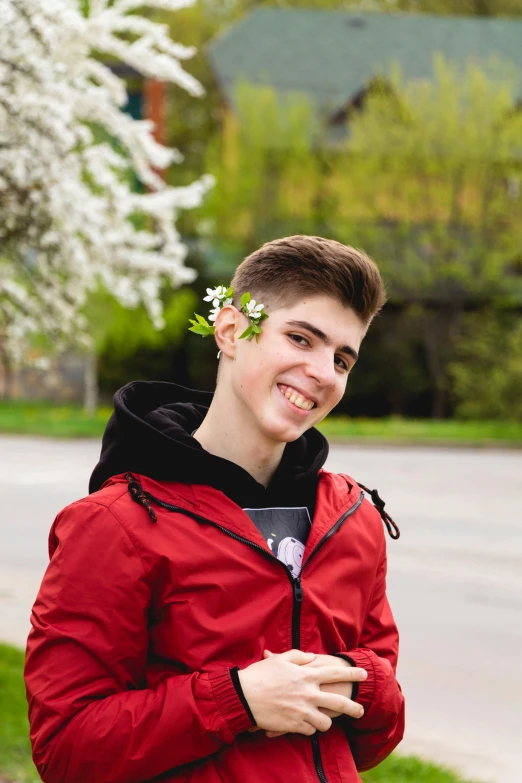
[0,0,212,407]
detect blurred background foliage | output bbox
[94,0,522,421]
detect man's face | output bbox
[226,295,366,445]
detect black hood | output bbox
[89,380,329,510]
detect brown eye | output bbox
[289,333,310,347]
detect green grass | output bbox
[0,643,478,783]
[318,415,522,447]
[0,401,111,438]
[361,755,479,783]
[0,644,39,783]
[0,401,520,446]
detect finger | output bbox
[265,730,286,738]
[305,709,332,733]
[263,649,275,659]
[317,692,363,719]
[342,700,364,719]
[280,649,316,665]
[308,665,367,683]
[318,707,341,719]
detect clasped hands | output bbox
[238,649,367,739]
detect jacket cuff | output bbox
[341,649,377,713]
[208,668,255,737]
[230,666,257,725]
[333,653,359,702]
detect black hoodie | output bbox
[90,380,329,521]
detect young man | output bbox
[25,236,404,783]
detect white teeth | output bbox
[281,386,314,411]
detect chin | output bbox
[260,417,310,444]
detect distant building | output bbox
[208,9,522,138]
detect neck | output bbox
[193,387,285,488]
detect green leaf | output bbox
[188,323,214,336]
[195,313,210,327]
[251,323,261,333]
[240,292,251,307]
[225,286,234,298]
[258,312,269,322]
[239,325,254,340]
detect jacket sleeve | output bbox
[24,500,253,783]
[336,538,405,771]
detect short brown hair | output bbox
[231,235,386,326]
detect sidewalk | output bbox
[0,569,43,650]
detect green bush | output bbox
[450,311,522,421]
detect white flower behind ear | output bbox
[245,300,265,319]
[203,287,221,302]
[189,284,267,344]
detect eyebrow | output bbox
[285,320,359,361]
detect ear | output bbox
[213,306,243,359]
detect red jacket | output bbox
[25,470,404,783]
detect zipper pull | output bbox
[293,577,303,602]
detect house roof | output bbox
[207,8,522,118]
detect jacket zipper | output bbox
[141,487,364,783]
[291,494,364,783]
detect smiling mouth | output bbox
[278,384,316,412]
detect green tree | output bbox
[84,286,197,407]
[450,311,522,420]
[161,0,522,233]
[329,58,522,416]
[200,83,323,256]
[390,0,522,16]
[229,0,522,15]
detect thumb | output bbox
[280,649,315,665]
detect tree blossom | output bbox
[207,306,221,323]
[203,285,229,303]
[244,300,264,319]
[0,0,212,367]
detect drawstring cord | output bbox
[124,473,400,539]
[125,473,157,523]
[357,482,401,540]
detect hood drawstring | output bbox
[124,472,399,538]
[357,482,400,540]
[125,473,157,523]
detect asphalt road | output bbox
[1,435,521,783]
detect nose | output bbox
[305,349,337,388]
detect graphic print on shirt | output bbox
[243,507,311,578]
